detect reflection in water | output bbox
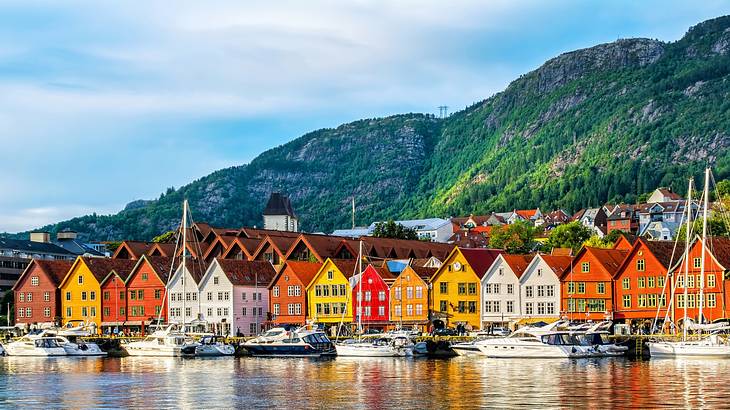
[1,356,730,408]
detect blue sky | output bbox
[1,1,728,233]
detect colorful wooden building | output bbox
[674,236,730,323]
[13,259,73,328]
[351,264,394,330]
[518,254,573,325]
[123,256,172,334]
[389,265,434,330]
[613,238,681,323]
[100,268,132,333]
[481,254,532,327]
[560,247,628,321]
[269,261,322,325]
[430,247,503,329]
[306,259,357,326]
[59,257,136,333]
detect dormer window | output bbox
[581,262,589,273]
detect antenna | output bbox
[352,197,356,229]
[438,106,449,118]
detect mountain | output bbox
[20,16,730,241]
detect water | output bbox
[1,356,729,408]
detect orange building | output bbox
[269,260,321,325]
[613,238,683,322]
[674,236,730,323]
[389,265,435,331]
[560,247,628,321]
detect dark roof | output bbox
[13,259,74,290]
[459,248,504,279]
[215,259,277,287]
[53,239,104,257]
[262,192,297,217]
[180,259,209,284]
[330,259,359,279]
[113,241,153,259]
[0,238,74,256]
[698,236,730,271]
[407,265,438,280]
[81,257,137,284]
[134,256,174,285]
[146,243,177,257]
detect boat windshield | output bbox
[262,330,284,338]
[35,338,60,348]
[542,333,577,346]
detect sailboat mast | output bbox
[357,240,363,336]
[683,179,692,341]
[699,168,710,325]
[182,200,188,328]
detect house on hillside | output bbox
[263,193,299,232]
[647,187,683,203]
[571,208,608,237]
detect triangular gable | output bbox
[252,236,287,261]
[392,265,429,288]
[100,270,127,287]
[197,259,229,290]
[284,235,322,262]
[559,247,627,280]
[12,259,72,291]
[124,255,172,286]
[58,256,87,289]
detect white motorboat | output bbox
[451,339,484,356]
[335,335,413,357]
[475,329,592,358]
[2,336,67,356]
[122,325,198,357]
[647,328,730,357]
[242,327,336,357]
[58,320,96,336]
[195,335,235,357]
[27,330,106,356]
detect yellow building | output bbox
[59,257,135,332]
[389,265,435,330]
[306,259,357,324]
[430,248,502,329]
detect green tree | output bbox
[0,291,14,326]
[583,235,614,249]
[153,230,177,243]
[546,221,593,253]
[372,220,419,240]
[488,221,536,254]
[105,241,122,253]
[676,217,730,240]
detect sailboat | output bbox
[335,242,412,357]
[122,200,200,357]
[647,168,730,357]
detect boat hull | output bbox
[242,344,335,357]
[648,341,730,358]
[123,344,197,357]
[3,345,67,356]
[196,345,236,357]
[450,343,482,357]
[335,343,408,357]
[477,340,589,358]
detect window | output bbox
[287,304,295,315]
[155,306,162,315]
[415,286,423,298]
[66,291,71,301]
[185,307,191,317]
[129,291,136,300]
[327,270,334,280]
[141,273,148,281]
[659,294,667,307]
[213,276,219,285]
[273,286,280,297]
[526,286,533,298]
[439,282,448,294]
[577,282,586,294]
[25,307,31,317]
[439,300,448,312]
[506,300,514,313]
[364,291,371,301]
[17,308,23,318]
[623,295,631,308]
[457,301,466,313]
[26,292,32,302]
[323,303,331,315]
[331,285,338,297]
[648,294,657,308]
[295,304,302,315]
[119,307,125,316]
[568,282,575,294]
[676,294,685,308]
[708,274,716,288]
[687,293,696,308]
[405,286,413,299]
[708,293,717,308]
[581,262,590,273]
[82,307,88,317]
[66,307,72,317]
[44,307,51,317]
[218,292,224,301]
[693,257,701,268]
[81,291,87,301]
[90,291,96,301]
[687,275,695,288]
[31,276,39,286]
[207,308,214,317]
[485,283,492,294]
[638,277,645,288]
[657,276,665,288]
[18,293,24,302]
[547,285,555,297]
[507,284,513,294]
[216,307,222,316]
[493,284,500,294]
[596,282,605,294]
[537,285,545,297]
[525,302,533,315]
[339,285,346,295]
[394,305,403,318]
[120,291,125,300]
[224,292,230,301]
[458,283,466,295]
[638,295,647,308]
[547,302,555,315]
[242,307,247,316]
[537,302,546,315]
[636,259,646,271]
[378,306,385,316]
[44,291,50,302]
[468,301,477,314]
[295,286,302,297]
[378,291,386,301]
[677,275,684,288]
[242,292,247,301]
[315,285,322,297]
[287,286,294,297]
[484,300,492,313]
[394,287,402,300]
[103,291,110,301]
[155,289,162,299]
[322,286,330,297]
[622,278,630,290]
[78,275,83,284]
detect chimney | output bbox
[57,230,78,241]
[30,232,50,243]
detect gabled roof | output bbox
[615,238,684,279]
[202,234,238,261]
[262,193,297,217]
[127,255,174,286]
[499,254,533,278]
[560,247,628,279]
[112,241,153,259]
[238,227,301,239]
[12,259,74,290]
[515,209,539,220]
[613,232,638,250]
[674,236,730,272]
[404,265,438,281]
[213,259,277,287]
[146,242,177,257]
[221,237,262,260]
[274,260,322,288]
[172,259,209,285]
[64,257,137,286]
[252,235,297,260]
[451,214,491,227]
[284,234,352,262]
[458,248,504,279]
[539,255,575,275]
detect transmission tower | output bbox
[438,105,449,119]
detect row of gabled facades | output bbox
[14,221,730,335]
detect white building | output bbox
[167,261,204,324]
[519,255,573,322]
[333,218,454,243]
[480,254,532,327]
[263,192,299,232]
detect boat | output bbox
[474,328,593,358]
[195,335,236,357]
[27,329,106,356]
[449,339,482,356]
[413,340,458,358]
[335,334,413,357]
[121,324,198,357]
[647,168,730,358]
[241,326,336,357]
[2,336,67,356]
[58,320,95,336]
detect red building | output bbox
[100,268,132,334]
[125,255,172,334]
[606,205,638,234]
[613,238,683,323]
[560,247,628,321]
[675,236,730,323]
[269,260,321,325]
[13,259,72,328]
[352,265,394,330]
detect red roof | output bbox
[539,255,574,275]
[113,241,153,259]
[13,259,74,290]
[561,247,628,278]
[131,256,174,285]
[515,209,538,219]
[81,257,137,283]
[278,260,322,288]
[458,248,504,279]
[214,259,277,287]
[500,254,533,278]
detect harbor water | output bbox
[1,356,728,408]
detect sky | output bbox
[1,0,729,233]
